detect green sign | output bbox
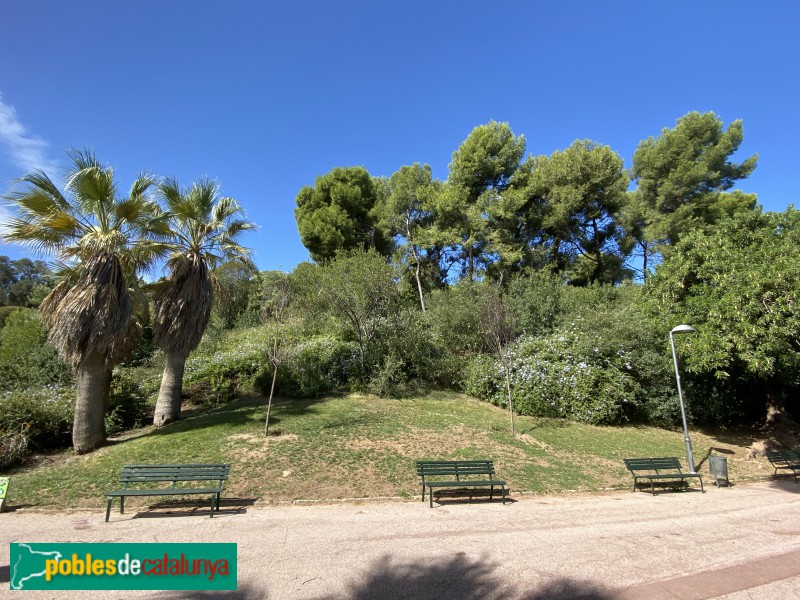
[9,543,237,591]
[0,477,8,499]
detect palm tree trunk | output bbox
[73,351,110,454]
[154,350,187,426]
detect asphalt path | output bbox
[2,481,800,599]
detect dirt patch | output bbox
[344,427,481,458]
[517,433,556,452]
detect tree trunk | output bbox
[642,242,649,283]
[764,378,788,428]
[153,350,187,427]
[414,260,426,312]
[503,360,515,436]
[73,351,110,454]
[264,365,278,437]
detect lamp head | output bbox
[671,324,696,335]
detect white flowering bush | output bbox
[466,325,641,425]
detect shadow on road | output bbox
[321,554,612,600]
[145,555,613,599]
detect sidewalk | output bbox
[2,481,800,599]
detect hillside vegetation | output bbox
[6,393,775,511]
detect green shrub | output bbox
[0,387,74,452]
[285,335,359,397]
[427,281,491,357]
[0,426,29,469]
[368,309,455,396]
[0,308,71,390]
[0,305,22,328]
[184,325,268,397]
[105,371,152,435]
[508,270,565,336]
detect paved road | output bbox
[2,481,800,599]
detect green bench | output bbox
[766,449,800,484]
[105,464,230,522]
[624,457,704,496]
[415,460,507,508]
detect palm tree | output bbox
[152,177,255,426]
[2,150,168,453]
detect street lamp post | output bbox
[670,324,696,473]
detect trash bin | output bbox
[708,455,730,487]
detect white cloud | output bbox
[0,92,60,176]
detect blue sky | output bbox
[1,1,798,273]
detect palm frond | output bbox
[153,253,213,355]
[10,170,72,212]
[2,218,70,253]
[45,251,137,369]
[128,173,157,200]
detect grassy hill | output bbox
[5,392,776,511]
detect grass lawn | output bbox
[5,392,776,511]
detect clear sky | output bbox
[1,1,798,273]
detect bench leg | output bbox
[120,496,125,514]
[210,494,216,518]
[421,484,425,503]
[489,485,493,500]
[502,486,507,505]
[699,478,705,493]
[632,477,637,493]
[650,480,656,496]
[429,486,434,508]
[105,498,113,522]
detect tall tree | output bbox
[152,177,255,426]
[384,163,440,311]
[0,256,53,306]
[1,150,167,453]
[628,111,758,276]
[436,121,526,280]
[648,208,800,428]
[295,166,390,262]
[529,140,630,285]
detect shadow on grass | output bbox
[695,425,763,451]
[108,395,334,445]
